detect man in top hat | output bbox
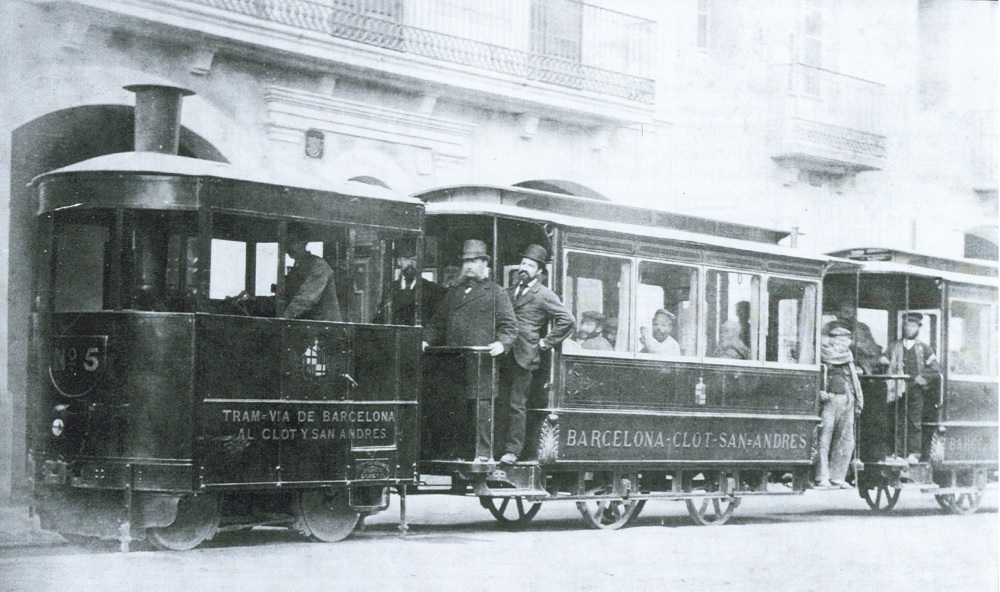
[282,223,342,322]
[886,312,940,464]
[497,244,575,464]
[425,240,518,461]
[373,243,444,326]
[640,309,681,355]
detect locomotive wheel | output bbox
[480,496,542,527]
[684,496,741,526]
[859,476,900,513]
[576,489,645,530]
[146,494,221,551]
[294,489,359,542]
[936,492,983,515]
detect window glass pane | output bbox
[706,270,757,360]
[256,243,278,297]
[949,300,998,376]
[637,261,697,357]
[563,252,632,353]
[53,217,110,312]
[765,278,817,364]
[123,211,198,312]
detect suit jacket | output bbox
[374,278,445,325]
[425,278,517,350]
[283,253,342,321]
[507,281,575,371]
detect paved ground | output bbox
[1,486,996,592]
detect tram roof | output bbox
[826,248,998,288]
[30,152,421,204]
[423,199,833,264]
[416,184,792,245]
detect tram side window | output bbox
[764,278,817,364]
[705,270,758,361]
[637,261,697,356]
[563,252,633,353]
[52,218,110,312]
[207,215,280,317]
[948,300,998,377]
[122,211,199,312]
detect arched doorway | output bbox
[5,105,225,501]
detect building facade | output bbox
[1,0,995,502]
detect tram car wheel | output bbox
[684,496,741,526]
[293,489,360,542]
[146,494,221,551]
[858,472,901,513]
[479,496,542,527]
[935,492,983,515]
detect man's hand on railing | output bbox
[487,341,505,357]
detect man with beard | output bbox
[640,309,681,355]
[425,240,517,461]
[570,311,613,351]
[373,246,444,325]
[498,244,575,464]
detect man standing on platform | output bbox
[886,312,940,464]
[425,239,518,461]
[498,244,574,464]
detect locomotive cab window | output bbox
[49,210,113,312]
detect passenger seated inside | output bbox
[640,309,681,355]
[711,319,750,360]
[564,311,613,352]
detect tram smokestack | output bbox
[124,84,194,154]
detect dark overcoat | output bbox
[507,281,575,371]
[425,279,517,349]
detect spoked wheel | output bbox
[576,490,645,530]
[294,488,360,542]
[936,492,983,515]
[480,496,542,527]
[146,494,221,551]
[859,474,901,513]
[685,495,741,526]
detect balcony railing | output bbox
[180,0,656,103]
[772,63,886,172]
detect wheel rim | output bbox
[939,492,983,515]
[482,496,542,527]
[860,478,901,513]
[146,494,220,551]
[295,489,360,542]
[685,496,741,526]
[576,489,644,530]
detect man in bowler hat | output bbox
[497,244,574,464]
[886,312,940,463]
[373,243,444,325]
[425,240,518,460]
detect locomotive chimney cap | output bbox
[123,84,195,96]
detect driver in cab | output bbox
[282,223,343,322]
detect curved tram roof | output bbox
[826,247,998,288]
[31,152,423,231]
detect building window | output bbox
[697,0,710,51]
[530,0,583,62]
[800,0,823,96]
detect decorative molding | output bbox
[417,94,438,115]
[264,85,475,170]
[316,75,337,96]
[57,20,91,52]
[518,113,540,140]
[188,45,217,76]
[592,126,613,151]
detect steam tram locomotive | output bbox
[28,86,422,550]
[417,184,833,528]
[27,86,996,551]
[825,248,998,514]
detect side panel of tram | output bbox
[421,209,824,488]
[30,162,422,544]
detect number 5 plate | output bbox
[49,335,107,398]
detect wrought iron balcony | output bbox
[771,63,887,174]
[179,0,656,104]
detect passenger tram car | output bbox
[824,248,998,514]
[416,184,834,529]
[28,86,423,550]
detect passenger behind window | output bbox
[640,309,681,355]
[710,319,751,360]
[564,311,613,353]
